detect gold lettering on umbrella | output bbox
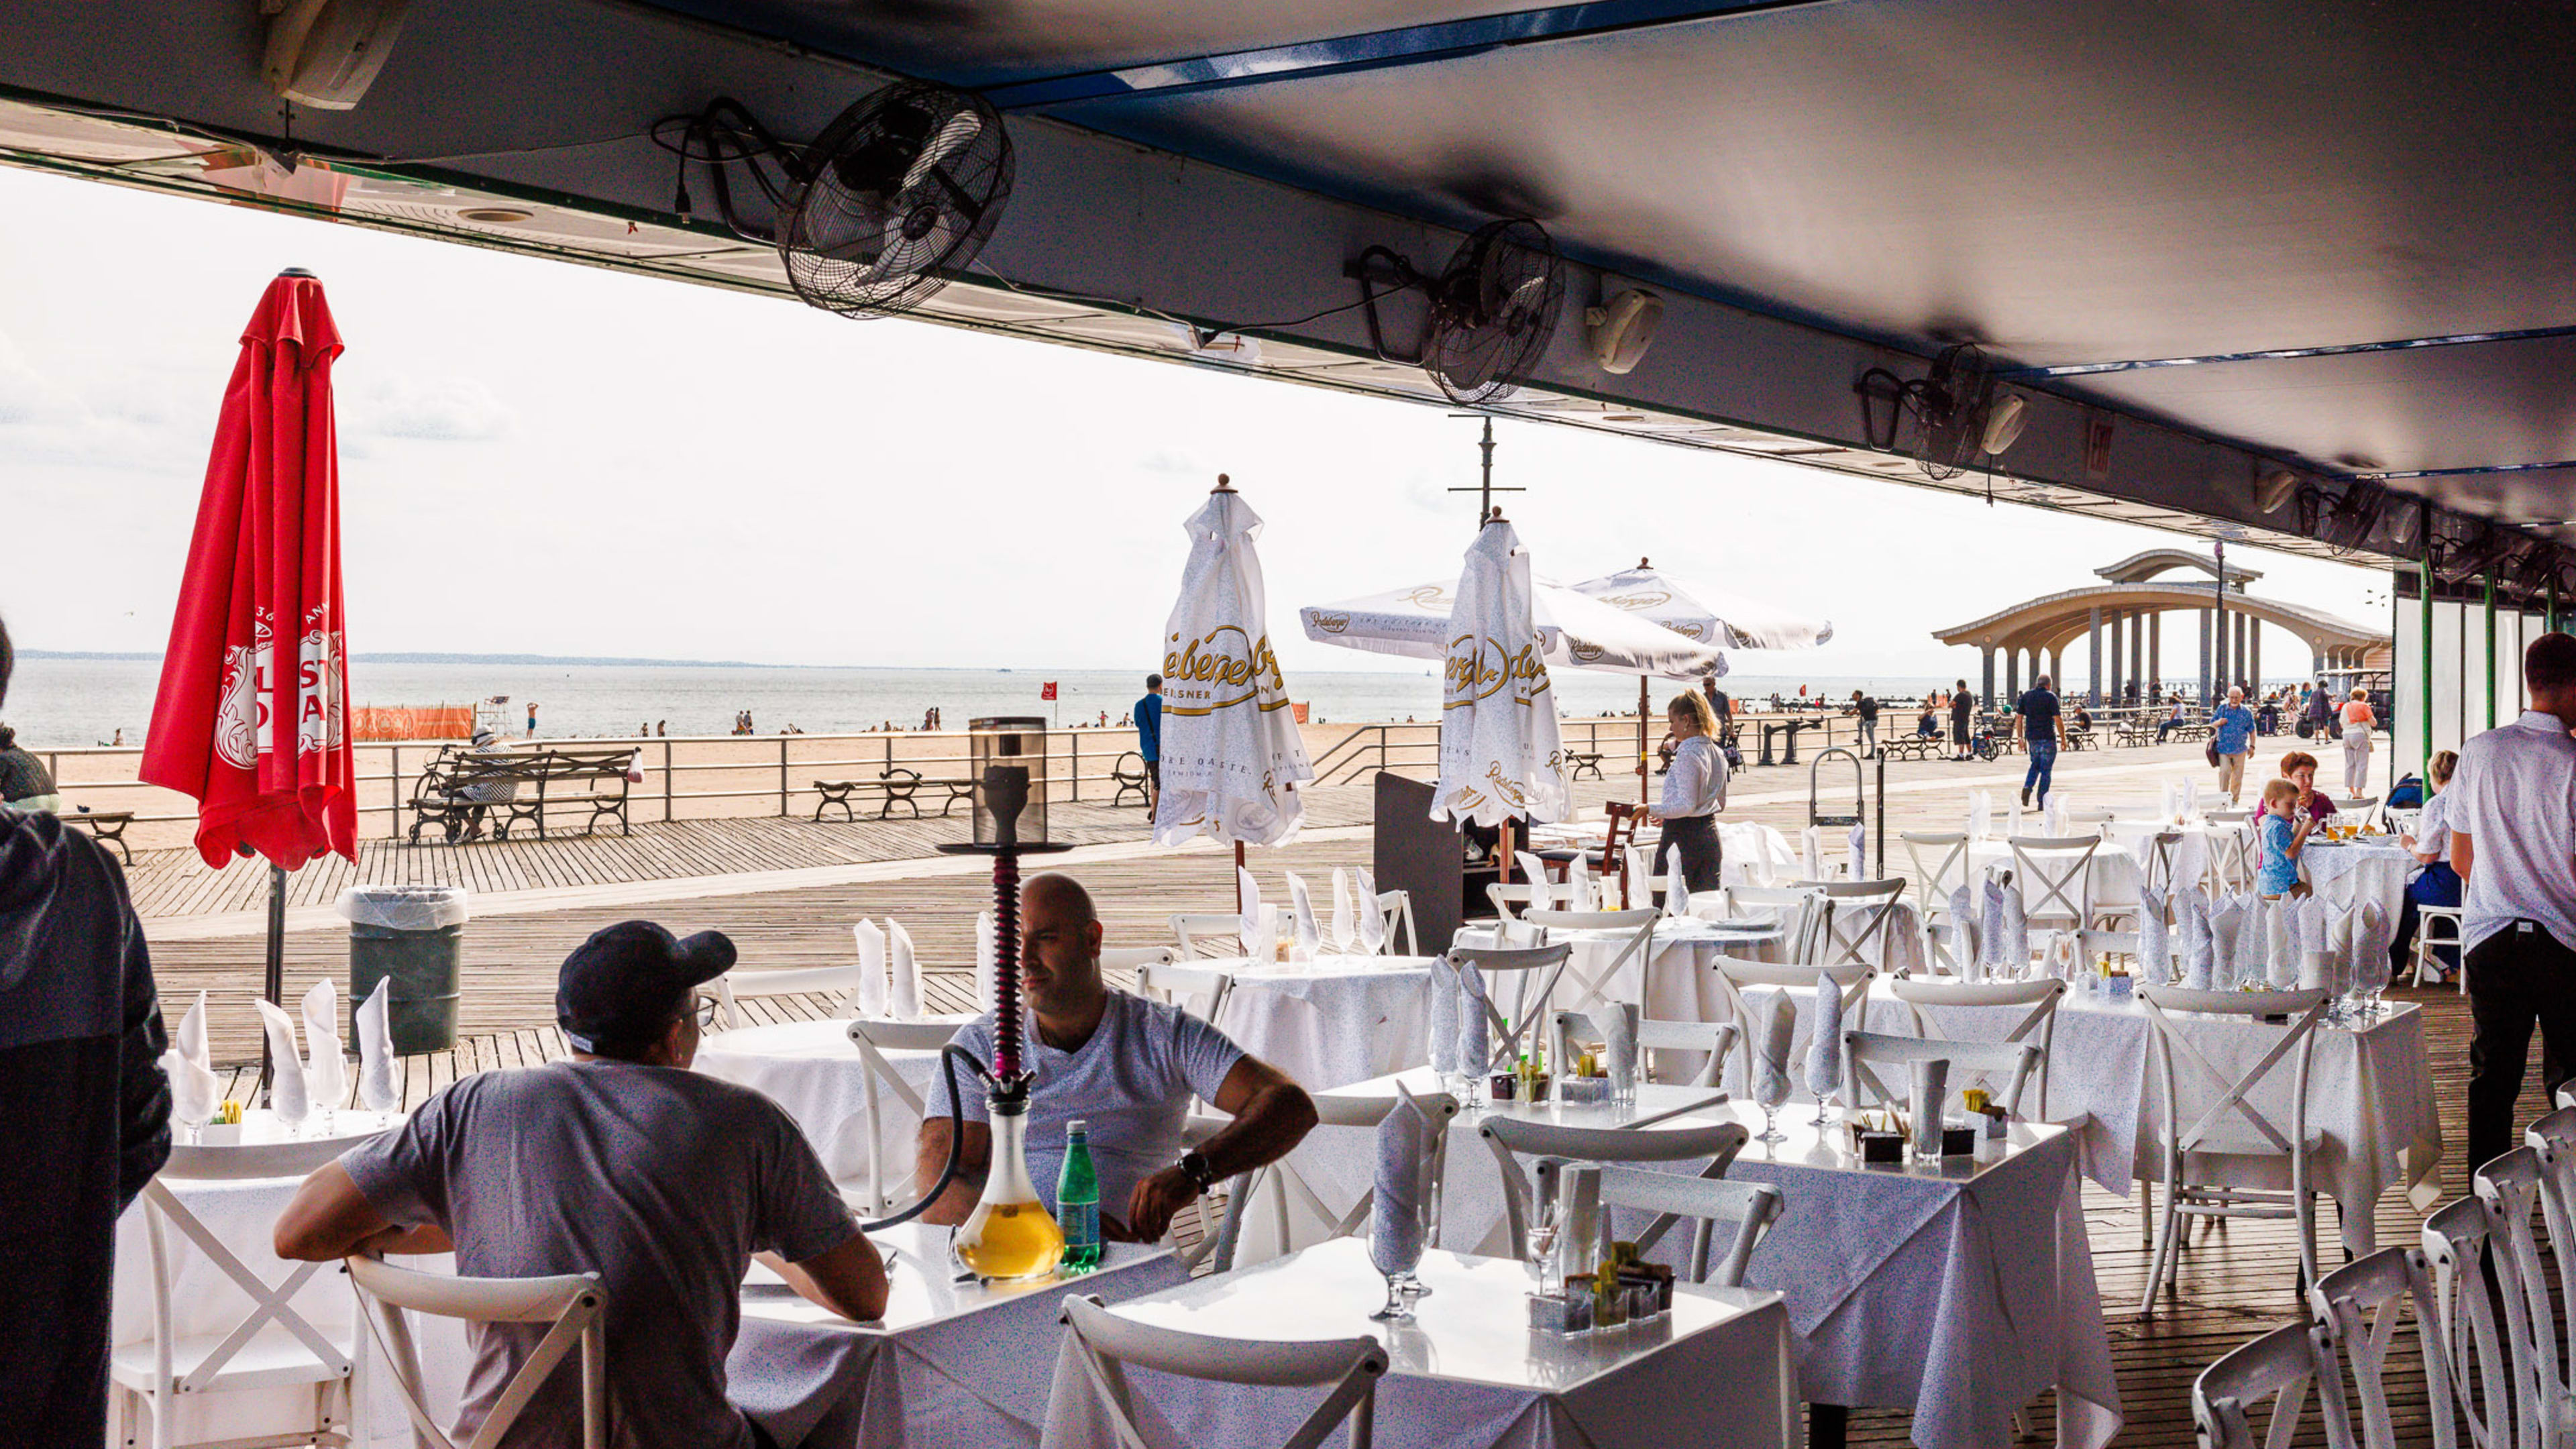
[1161,627,1287,717]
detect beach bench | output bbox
[1567,751,1605,782]
[407,745,636,843]
[812,767,976,822]
[1875,735,1945,763]
[69,808,135,863]
[1110,753,1150,808]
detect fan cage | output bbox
[1423,219,1566,405]
[778,81,1014,320]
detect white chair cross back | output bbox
[1886,975,2067,1118]
[1201,1091,1460,1275]
[2136,985,2330,1317]
[113,1133,369,1449]
[1170,914,1251,962]
[2485,1132,2576,1444]
[1448,943,1574,1075]
[1711,959,1871,1097]
[2306,1246,2457,1449]
[1588,1165,1783,1289]
[2190,1320,2353,1449]
[1134,959,1236,1027]
[2420,1195,2517,1449]
[1839,1031,2041,1118]
[2004,834,2102,934]
[1552,1010,1737,1091]
[1373,891,1420,956]
[845,1018,968,1216]
[1727,885,1827,965]
[1059,1292,1387,1449]
[1521,907,1657,1020]
[1479,1116,1750,1268]
[712,961,873,1032]
[2205,811,2257,894]
[1900,832,1971,922]
[1813,879,1907,969]
[350,1254,608,1449]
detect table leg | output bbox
[1810,1401,1847,1449]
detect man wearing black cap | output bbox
[275,921,885,1449]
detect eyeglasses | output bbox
[692,993,724,1029]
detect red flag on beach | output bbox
[1041,682,1058,700]
[142,269,357,871]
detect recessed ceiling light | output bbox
[459,207,535,224]
[1603,413,1646,423]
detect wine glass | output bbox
[1523,1201,1561,1288]
[1752,1068,1791,1144]
[1369,1224,1426,1322]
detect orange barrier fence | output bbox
[351,706,473,742]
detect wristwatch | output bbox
[1177,1150,1218,1195]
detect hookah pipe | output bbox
[863,762,1049,1232]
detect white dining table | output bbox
[694,1015,975,1200]
[1038,1237,1798,1449]
[1455,914,1791,1029]
[1187,953,1439,1089]
[2300,837,2414,919]
[1661,1104,2121,1449]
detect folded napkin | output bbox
[2171,833,2210,897]
[1805,973,1844,1100]
[1750,990,1796,1105]
[1332,868,1358,954]
[2044,797,2067,837]
[2183,780,2201,820]
[2139,888,2169,979]
[1426,955,1462,1076]
[1369,1085,1438,1278]
[161,991,218,1130]
[2161,781,2180,823]
[888,919,922,1019]
[2208,898,2245,991]
[1565,852,1593,912]
[1845,822,1866,881]
[1356,869,1386,955]
[1968,790,1992,842]
[2357,902,2393,994]
[256,998,312,1127]
[2008,794,2025,841]
[301,979,347,1113]
[853,920,888,1017]
[1800,826,1822,883]
[2265,896,2298,989]
[1665,855,1690,917]
[1603,1002,1640,1087]
[1948,883,1978,978]
[356,979,399,1112]
[1999,885,2030,974]
[2333,905,2360,998]
[1238,867,1265,955]
[1458,961,1492,1075]
[972,912,997,1017]
[2297,896,2330,962]
[1627,844,1660,905]
[2237,892,2273,985]
[1286,872,1321,963]
[1980,880,2007,973]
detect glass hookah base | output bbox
[955,1199,1067,1283]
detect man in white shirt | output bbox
[2449,631,2576,1169]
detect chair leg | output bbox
[2139,1193,2184,1319]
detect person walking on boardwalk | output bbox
[1949,679,1975,761]
[2449,632,2576,1169]
[2013,674,2065,808]
[1133,674,1164,812]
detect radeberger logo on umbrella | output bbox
[213,610,274,770]
[1444,633,1550,708]
[1163,626,1289,716]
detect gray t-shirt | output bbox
[929,989,1245,1220]
[341,1061,855,1449]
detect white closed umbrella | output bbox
[1433,515,1570,830]
[1153,479,1316,904]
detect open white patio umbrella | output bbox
[1152,478,1314,906]
[1570,559,1833,803]
[1432,515,1571,837]
[1299,574,1725,678]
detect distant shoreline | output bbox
[28,649,786,668]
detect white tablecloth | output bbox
[1456,916,1790,1030]
[1198,954,1437,1089]
[1039,1238,1797,1449]
[2302,840,2414,919]
[1968,837,2143,911]
[695,1018,967,1201]
[1695,1109,2121,1449]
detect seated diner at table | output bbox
[2392,749,2464,978]
[274,920,887,1449]
[917,872,1317,1242]
[2276,749,2337,824]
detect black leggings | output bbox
[1651,814,1723,894]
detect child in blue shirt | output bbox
[2257,777,2314,898]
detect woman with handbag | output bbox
[1644,690,1726,893]
[2337,686,2377,795]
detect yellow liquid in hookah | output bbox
[956,1199,1066,1281]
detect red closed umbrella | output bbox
[143,269,357,1027]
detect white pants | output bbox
[2341,724,2372,796]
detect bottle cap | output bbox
[1067,1118,1087,1136]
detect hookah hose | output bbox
[859,1042,990,1232]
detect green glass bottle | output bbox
[1058,1118,1103,1273]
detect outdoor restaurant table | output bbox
[111,1110,415,1448]
[1037,1236,1798,1449]
[1737,979,2442,1254]
[1524,819,1801,888]
[694,1014,976,1198]
[2301,837,2414,918]
[1658,1104,2121,1449]
[1261,1066,1733,1260]
[735,1221,1187,1449]
[1189,953,1438,1089]
[1456,913,1792,1028]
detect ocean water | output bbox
[2,657,1950,749]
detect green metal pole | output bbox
[2485,571,2499,732]
[2419,561,2434,767]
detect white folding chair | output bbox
[2307,1246,2458,1449]
[2412,904,2465,990]
[2475,1147,2576,1448]
[111,1134,368,1449]
[2191,1320,2354,1449]
[1813,879,1907,969]
[2135,985,2330,1317]
[1197,1091,1460,1274]
[2064,808,2118,826]
[1523,908,1658,1018]
[2420,1195,2519,1449]
[1551,1010,1739,1090]
[1899,832,1972,922]
[712,961,869,1031]
[1059,1293,1386,1449]
[1886,975,2066,1118]
[1481,1116,1749,1265]
[1594,1167,1783,1288]
[1485,882,1544,922]
[1509,850,1577,912]
[1170,914,1252,961]
[2139,830,2186,898]
[2521,1106,2576,1422]
[2206,810,2257,894]
[2005,834,2102,934]
[2333,796,2382,830]
[1449,942,1574,1075]
[1372,890,1420,955]
[349,1255,606,1449]
[1839,1031,2040,1118]
[1727,885,1827,965]
[1134,961,1236,1028]
[847,1018,966,1214]
[1712,959,1871,1097]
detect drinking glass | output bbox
[175,1089,213,1146]
[1752,1071,1790,1144]
[1523,1202,1561,1287]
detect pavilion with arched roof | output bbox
[1933,551,2388,708]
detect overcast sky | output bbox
[0,163,2386,683]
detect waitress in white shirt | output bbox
[1645,690,1727,893]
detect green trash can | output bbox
[341,885,470,1054]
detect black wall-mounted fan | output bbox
[1858,342,2025,481]
[1346,219,1566,404]
[657,82,1012,320]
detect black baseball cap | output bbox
[556,920,735,1055]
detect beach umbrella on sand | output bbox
[1432,514,1571,849]
[1153,477,1314,907]
[142,268,358,1081]
[1569,559,1833,805]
